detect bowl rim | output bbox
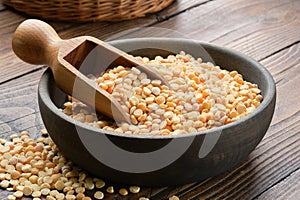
[38,38,276,140]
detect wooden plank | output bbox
[143,0,300,61]
[59,0,300,56]
[0,27,300,198]
[0,11,77,56]
[0,9,24,28]
[0,14,35,84]
[0,0,6,11]
[9,0,212,40]
[0,11,25,57]
[156,0,211,20]
[256,169,300,200]
[3,0,300,83]
[0,40,299,200]
[149,43,300,199]
[261,42,300,126]
[0,0,300,199]
[0,0,206,84]
[0,69,45,139]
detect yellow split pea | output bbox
[63,51,262,135]
[0,130,145,200]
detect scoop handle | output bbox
[12,19,61,66]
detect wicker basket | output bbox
[3,0,175,22]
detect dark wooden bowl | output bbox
[38,38,276,186]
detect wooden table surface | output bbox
[0,0,299,199]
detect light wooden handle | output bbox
[12,19,61,66]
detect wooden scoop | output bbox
[12,19,168,124]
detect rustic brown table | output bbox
[0,0,299,199]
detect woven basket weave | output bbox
[3,0,175,22]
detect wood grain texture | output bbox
[0,0,6,11]
[256,169,300,200]
[0,0,204,84]
[150,0,300,61]
[0,0,300,199]
[0,40,298,200]
[0,69,45,138]
[261,42,300,126]
[156,0,212,20]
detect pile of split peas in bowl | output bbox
[63,51,263,135]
